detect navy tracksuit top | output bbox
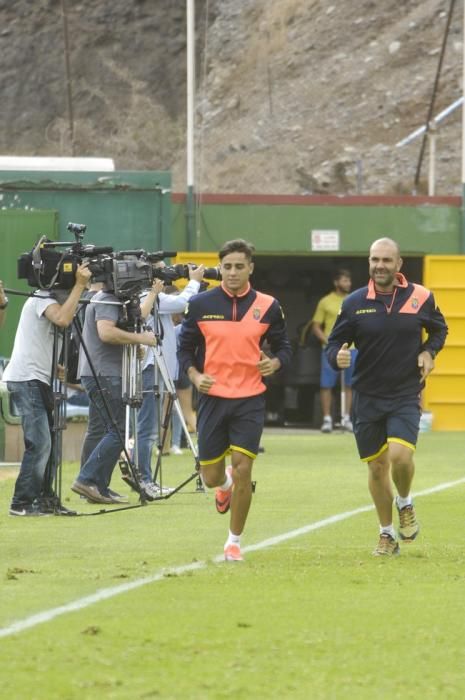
[325,274,448,398]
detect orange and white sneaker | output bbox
[215,466,233,514]
[224,543,244,562]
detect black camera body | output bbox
[17,245,79,290]
[17,222,221,297]
[110,253,153,299]
[18,223,115,291]
[17,244,116,290]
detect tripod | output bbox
[150,342,202,497]
[35,288,201,514]
[125,289,203,500]
[116,293,202,501]
[41,304,140,515]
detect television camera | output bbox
[17,222,221,298]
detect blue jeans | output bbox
[136,365,163,482]
[7,381,52,507]
[80,378,107,468]
[76,376,125,495]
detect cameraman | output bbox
[136,263,204,499]
[4,263,92,516]
[71,282,158,504]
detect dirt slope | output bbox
[0,0,462,195]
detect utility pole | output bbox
[61,0,75,156]
[462,0,465,251]
[186,0,196,251]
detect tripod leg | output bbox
[118,347,147,500]
[41,326,77,516]
[138,341,204,498]
[152,391,203,494]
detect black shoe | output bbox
[39,497,77,516]
[53,503,78,516]
[9,503,49,517]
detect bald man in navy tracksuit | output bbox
[326,238,447,557]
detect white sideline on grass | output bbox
[1,477,464,639]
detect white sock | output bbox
[380,524,396,539]
[396,495,412,510]
[225,530,241,548]
[218,471,233,492]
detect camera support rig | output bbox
[117,292,202,502]
[149,341,202,498]
[12,222,212,515]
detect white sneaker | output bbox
[342,416,353,432]
[321,416,333,433]
[154,482,175,495]
[140,480,175,500]
[170,445,183,455]
[140,480,159,501]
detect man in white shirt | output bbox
[4,264,92,516]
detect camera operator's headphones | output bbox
[31,236,71,290]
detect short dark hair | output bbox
[333,268,351,282]
[219,239,255,261]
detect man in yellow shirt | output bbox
[311,269,356,432]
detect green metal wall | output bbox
[0,170,172,252]
[0,169,171,358]
[0,209,58,357]
[171,194,462,255]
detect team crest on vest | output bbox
[411,298,419,309]
[253,307,261,320]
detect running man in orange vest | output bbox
[178,239,292,561]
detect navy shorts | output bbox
[196,393,266,465]
[352,390,421,462]
[320,349,357,388]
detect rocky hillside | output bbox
[0,0,463,195]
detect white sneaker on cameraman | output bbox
[140,480,159,501]
[170,445,183,456]
[321,416,333,433]
[154,481,175,495]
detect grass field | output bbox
[1,430,465,699]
